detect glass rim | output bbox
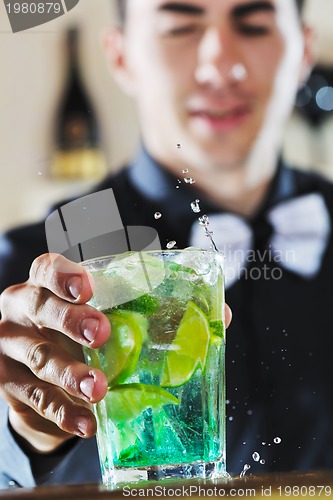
[80,248,224,268]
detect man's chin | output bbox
[182,148,250,173]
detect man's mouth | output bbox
[189,105,251,131]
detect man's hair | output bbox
[114,0,305,26]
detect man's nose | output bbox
[195,27,247,88]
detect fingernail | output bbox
[80,376,95,399]
[67,276,82,299]
[81,318,99,343]
[75,416,89,437]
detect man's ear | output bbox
[298,24,316,88]
[103,28,136,96]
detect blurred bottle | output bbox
[52,27,107,179]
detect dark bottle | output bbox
[52,27,106,179]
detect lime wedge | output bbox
[110,294,160,315]
[103,310,146,387]
[106,383,179,424]
[160,301,211,388]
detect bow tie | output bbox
[189,193,331,289]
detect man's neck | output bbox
[186,166,273,218]
[142,141,280,218]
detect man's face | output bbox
[115,0,308,173]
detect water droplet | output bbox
[190,199,201,213]
[177,143,182,148]
[154,212,162,220]
[242,442,246,445]
[37,171,42,176]
[226,399,230,405]
[247,410,253,416]
[182,168,189,174]
[228,416,234,421]
[240,464,251,478]
[198,215,209,226]
[262,442,266,446]
[252,452,260,462]
[274,437,282,444]
[184,177,195,184]
[175,186,180,189]
[260,459,266,465]
[83,207,86,210]
[167,241,177,249]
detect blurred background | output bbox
[0,0,333,233]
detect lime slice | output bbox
[160,301,210,388]
[103,310,146,387]
[105,383,179,424]
[110,294,160,315]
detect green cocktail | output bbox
[83,249,226,487]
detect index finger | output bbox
[28,253,94,304]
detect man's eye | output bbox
[237,25,270,36]
[166,25,199,36]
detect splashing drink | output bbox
[82,249,226,487]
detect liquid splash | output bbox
[184,177,196,184]
[167,241,177,249]
[190,199,201,214]
[240,464,251,478]
[198,215,220,253]
[154,212,162,220]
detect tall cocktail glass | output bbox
[82,249,226,487]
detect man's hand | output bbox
[0,252,232,454]
[0,253,110,453]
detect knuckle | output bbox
[29,254,46,282]
[29,254,51,285]
[58,304,76,334]
[26,385,67,429]
[59,365,76,392]
[27,341,51,375]
[26,384,48,414]
[53,403,68,430]
[28,287,48,321]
